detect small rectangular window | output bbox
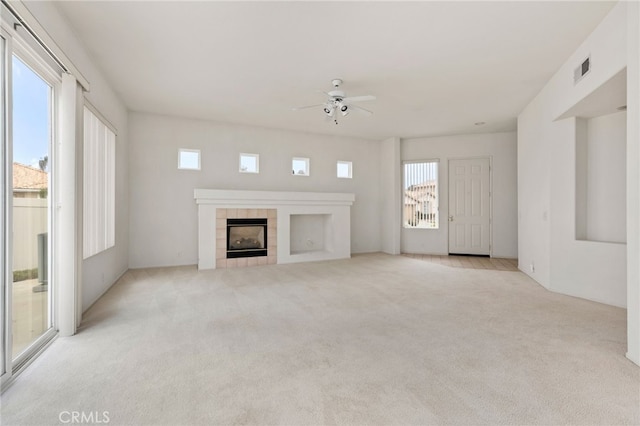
[292,157,310,176]
[403,160,439,229]
[178,149,200,170]
[239,153,259,173]
[337,161,352,179]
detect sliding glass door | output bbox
[1,24,59,386]
[1,28,7,382]
[10,53,54,360]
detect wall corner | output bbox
[380,137,401,255]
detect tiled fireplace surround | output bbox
[215,208,277,268]
[195,189,355,270]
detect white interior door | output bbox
[448,158,491,255]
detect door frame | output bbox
[1,20,61,389]
[1,25,11,386]
[447,156,493,256]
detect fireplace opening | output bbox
[227,218,268,258]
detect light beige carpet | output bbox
[1,253,638,425]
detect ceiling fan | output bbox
[293,79,376,124]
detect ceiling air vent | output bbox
[574,56,591,84]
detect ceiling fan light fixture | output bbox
[323,105,335,116]
[293,79,375,123]
[336,101,349,116]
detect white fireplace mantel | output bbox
[194,189,355,270]
[194,189,355,207]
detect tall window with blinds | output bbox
[403,161,439,229]
[83,105,116,258]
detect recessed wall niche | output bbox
[571,69,627,244]
[289,214,333,255]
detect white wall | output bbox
[517,95,552,287]
[24,2,129,312]
[518,2,628,307]
[128,112,381,268]
[400,132,518,258]
[379,137,401,255]
[626,0,640,366]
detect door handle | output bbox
[448,215,454,222]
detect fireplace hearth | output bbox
[227,218,268,258]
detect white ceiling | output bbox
[55,1,615,141]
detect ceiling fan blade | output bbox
[343,95,376,103]
[348,104,373,116]
[292,104,324,111]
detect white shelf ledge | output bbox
[194,189,355,206]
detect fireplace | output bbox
[196,191,354,270]
[226,218,268,258]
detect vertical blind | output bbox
[83,106,115,259]
[403,161,439,229]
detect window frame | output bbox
[239,153,259,174]
[337,160,352,179]
[402,159,440,229]
[83,103,116,259]
[177,148,201,171]
[292,157,310,176]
